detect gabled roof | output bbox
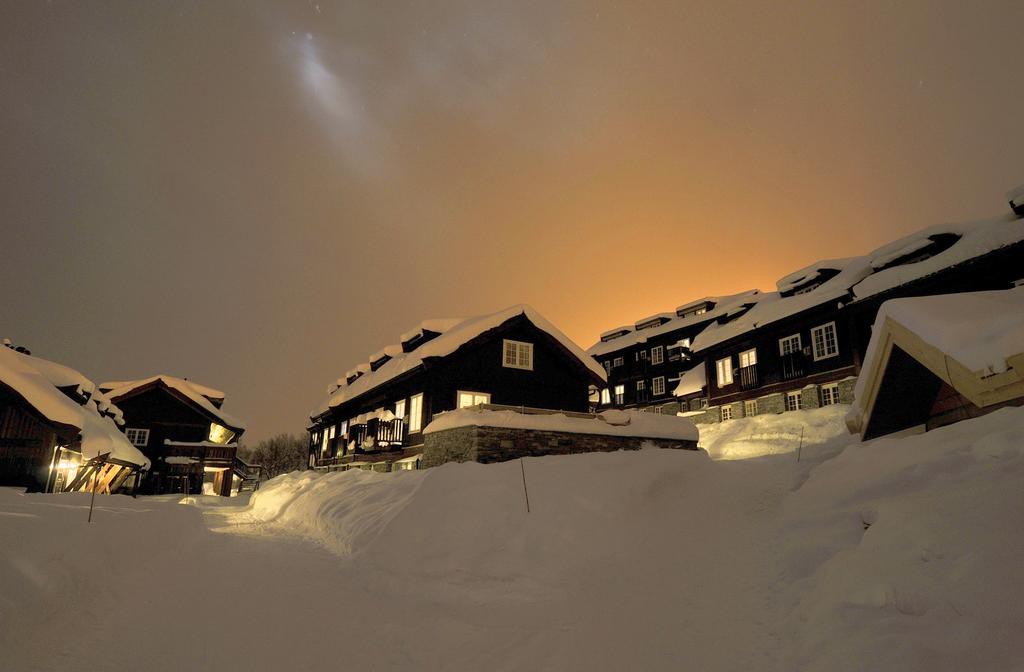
[847,287,1024,438]
[100,375,245,430]
[692,214,1024,353]
[313,304,607,419]
[0,346,149,467]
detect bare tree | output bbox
[240,433,308,479]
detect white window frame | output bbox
[652,376,666,395]
[721,406,733,421]
[651,346,664,365]
[600,388,611,405]
[614,384,625,405]
[409,393,424,433]
[125,428,149,447]
[820,383,840,407]
[699,398,708,409]
[811,322,839,361]
[457,390,491,409]
[716,357,734,387]
[779,334,802,356]
[744,399,757,417]
[503,339,534,370]
[636,379,646,391]
[613,356,624,368]
[785,391,803,412]
[739,348,757,368]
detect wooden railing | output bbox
[738,365,759,390]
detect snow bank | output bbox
[698,405,853,461]
[423,407,699,441]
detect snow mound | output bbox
[698,405,853,461]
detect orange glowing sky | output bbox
[3,1,1023,442]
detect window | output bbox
[125,428,149,447]
[329,425,337,440]
[636,380,646,391]
[699,398,708,409]
[779,334,802,356]
[651,346,664,365]
[601,388,611,405]
[613,356,624,368]
[503,340,534,370]
[820,383,840,406]
[653,406,664,414]
[409,393,423,432]
[208,422,235,444]
[716,357,733,386]
[636,351,647,361]
[811,322,839,361]
[603,360,612,375]
[652,376,666,395]
[614,384,625,405]
[457,391,491,408]
[721,406,733,421]
[785,391,802,412]
[321,428,329,453]
[340,420,349,437]
[394,399,406,420]
[744,399,757,417]
[739,348,757,368]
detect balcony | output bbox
[781,352,805,381]
[738,364,759,390]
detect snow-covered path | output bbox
[4,406,1024,671]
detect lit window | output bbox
[721,406,733,421]
[820,383,840,406]
[503,340,534,370]
[744,399,757,417]
[340,420,349,437]
[613,356,624,368]
[125,428,149,447]
[779,334,802,356]
[716,357,734,386]
[652,376,666,395]
[457,391,491,408]
[208,422,235,445]
[811,322,839,360]
[601,388,611,405]
[321,428,330,453]
[651,346,664,365]
[785,391,802,412]
[739,348,757,368]
[394,399,406,420]
[409,393,423,432]
[614,384,625,405]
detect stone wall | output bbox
[422,425,698,468]
[699,377,861,425]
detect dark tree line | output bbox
[239,433,308,479]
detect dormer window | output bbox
[503,340,534,370]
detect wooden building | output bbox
[99,376,255,496]
[586,292,763,415]
[847,287,1024,440]
[0,342,149,493]
[308,305,607,471]
[689,209,1024,423]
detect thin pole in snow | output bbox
[520,458,531,513]
[796,427,805,463]
[87,454,108,523]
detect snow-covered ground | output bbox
[2,406,1023,671]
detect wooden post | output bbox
[87,453,110,523]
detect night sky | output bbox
[3,1,1023,443]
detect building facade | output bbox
[99,376,254,495]
[308,305,607,471]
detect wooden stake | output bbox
[520,458,531,513]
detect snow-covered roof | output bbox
[673,364,707,398]
[857,287,1024,401]
[693,214,1024,353]
[399,318,465,345]
[100,375,245,430]
[776,258,857,294]
[0,347,149,468]
[423,407,699,442]
[314,305,607,419]
[587,290,763,357]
